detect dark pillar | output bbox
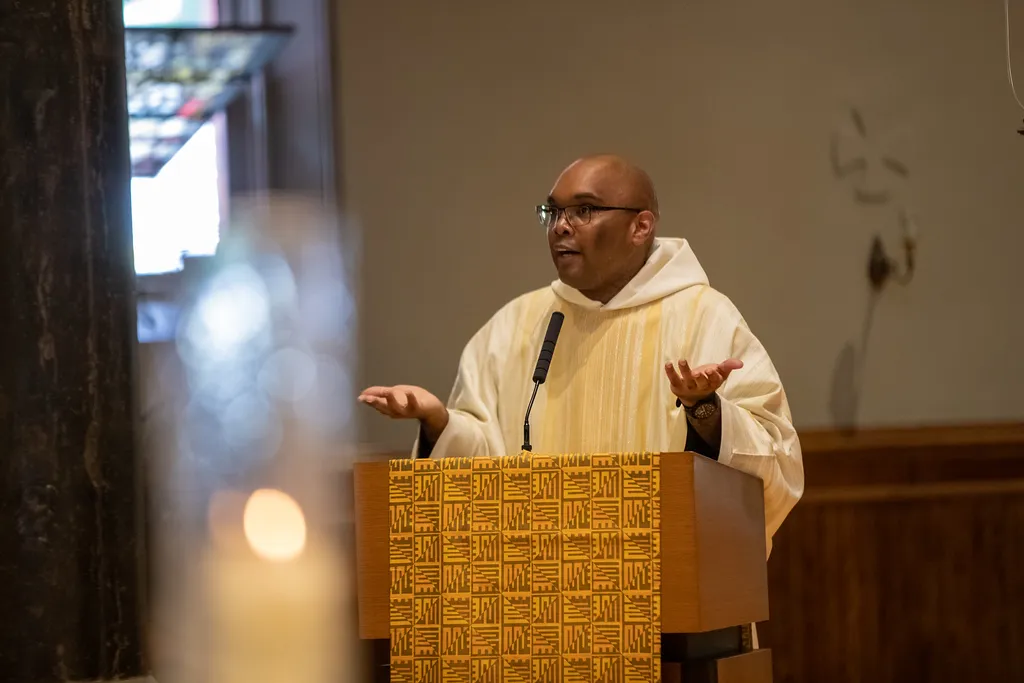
[0,0,144,681]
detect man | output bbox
[359,154,803,552]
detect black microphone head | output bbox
[547,311,565,336]
[532,311,565,384]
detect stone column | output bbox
[0,0,144,680]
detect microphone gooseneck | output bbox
[522,382,540,452]
[522,311,564,452]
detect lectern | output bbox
[353,452,773,683]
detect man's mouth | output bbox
[554,247,580,257]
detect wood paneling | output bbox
[761,423,1024,683]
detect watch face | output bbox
[692,400,717,420]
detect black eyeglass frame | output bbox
[535,203,645,229]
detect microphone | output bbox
[522,311,564,452]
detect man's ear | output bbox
[631,210,656,245]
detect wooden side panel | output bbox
[353,461,390,639]
[660,453,700,632]
[716,649,773,683]
[693,454,770,631]
[661,452,769,632]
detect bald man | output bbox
[360,155,803,554]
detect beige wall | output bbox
[336,0,1024,451]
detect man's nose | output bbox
[552,213,573,236]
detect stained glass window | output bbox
[126,0,222,275]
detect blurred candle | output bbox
[204,488,344,683]
[140,194,360,683]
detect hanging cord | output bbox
[1006,0,1024,111]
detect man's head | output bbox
[540,155,659,303]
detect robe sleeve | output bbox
[410,312,508,459]
[683,289,805,548]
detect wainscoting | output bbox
[758,423,1024,683]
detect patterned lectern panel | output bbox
[389,453,661,683]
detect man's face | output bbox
[544,161,646,301]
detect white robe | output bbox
[416,237,804,555]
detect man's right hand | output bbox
[358,385,449,442]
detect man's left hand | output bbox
[665,358,744,407]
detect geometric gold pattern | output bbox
[389,453,661,683]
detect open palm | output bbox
[665,358,743,406]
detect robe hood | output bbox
[551,237,709,311]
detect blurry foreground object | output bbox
[144,194,358,683]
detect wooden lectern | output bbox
[353,452,773,683]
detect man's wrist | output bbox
[420,408,450,444]
[681,394,723,458]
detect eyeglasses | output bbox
[536,204,644,230]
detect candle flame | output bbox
[243,489,307,562]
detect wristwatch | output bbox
[677,393,719,421]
